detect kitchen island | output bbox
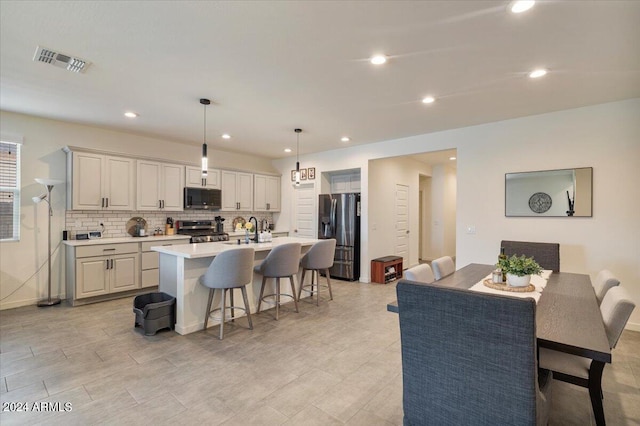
[152,236,319,335]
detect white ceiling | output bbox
[1,1,639,160]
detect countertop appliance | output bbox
[184,187,221,210]
[214,216,225,233]
[176,220,229,243]
[318,193,361,281]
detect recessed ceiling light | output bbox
[528,68,547,79]
[221,134,231,139]
[341,137,351,142]
[449,156,457,161]
[510,0,535,14]
[370,55,387,65]
[124,111,138,118]
[422,96,436,104]
[284,148,292,153]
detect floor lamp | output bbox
[33,178,64,307]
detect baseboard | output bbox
[625,321,640,332]
[0,292,67,311]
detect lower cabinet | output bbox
[76,252,138,298]
[71,243,139,300]
[140,238,189,288]
[65,237,189,305]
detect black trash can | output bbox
[133,292,176,336]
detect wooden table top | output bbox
[387,263,611,363]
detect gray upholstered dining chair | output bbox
[501,240,560,272]
[431,256,455,280]
[397,280,552,425]
[255,242,302,320]
[200,247,255,340]
[593,269,620,306]
[539,286,635,421]
[298,239,336,306]
[404,264,435,284]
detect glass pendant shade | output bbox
[200,98,211,177]
[295,128,302,186]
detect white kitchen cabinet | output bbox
[137,160,185,211]
[68,151,135,210]
[185,166,221,189]
[330,172,361,193]
[221,170,253,211]
[71,243,139,300]
[140,238,190,288]
[254,174,281,211]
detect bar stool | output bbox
[255,242,302,320]
[298,239,336,305]
[200,247,255,340]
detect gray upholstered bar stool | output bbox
[200,247,255,340]
[297,239,336,306]
[255,242,302,320]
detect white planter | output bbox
[506,273,531,287]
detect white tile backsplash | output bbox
[65,210,274,239]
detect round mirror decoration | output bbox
[528,192,552,213]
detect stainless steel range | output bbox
[175,220,229,243]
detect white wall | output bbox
[0,110,277,309]
[274,98,640,329]
[430,164,457,260]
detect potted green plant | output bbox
[497,254,543,287]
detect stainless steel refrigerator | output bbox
[318,193,360,281]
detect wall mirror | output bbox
[505,167,592,217]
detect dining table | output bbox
[387,263,611,426]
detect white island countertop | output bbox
[151,236,319,259]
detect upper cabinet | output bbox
[331,172,361,193]
[185,166,221,189]
[221,170,253,211]
[136,160,184,211]
[69,152,135,210]
[254,174,281,212]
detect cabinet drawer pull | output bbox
[105,197,109,208]
[103,248,116,251]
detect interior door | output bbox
[395,184,409,266]
[293,184,316,238]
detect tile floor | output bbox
[1,280,638,425]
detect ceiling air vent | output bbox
[33,46,90,73]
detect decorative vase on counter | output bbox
[506,273,531,287]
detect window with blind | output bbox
[0,141,20,241]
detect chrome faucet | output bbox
[248,216,259,242]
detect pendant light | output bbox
[200,98,210,179]
[294,128,302,186]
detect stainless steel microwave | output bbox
[184,187,221,210]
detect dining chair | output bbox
[593,269,620,306]
[199,247,255,340]
[298,239,336,306]
[539,286,635,423]
[501,240,560,272]
[255,242,302,320]
[397,280,552,425]
[431,256,455,280]
[404,264,435,284]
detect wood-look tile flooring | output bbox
[1,280,638,425]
